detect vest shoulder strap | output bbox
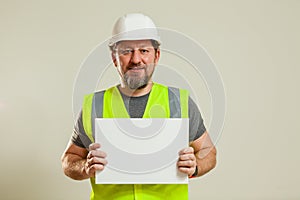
[82,90,105,143]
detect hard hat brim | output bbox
[108,28,161,47]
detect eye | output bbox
[119,48,133,55]
[140,48,149,54]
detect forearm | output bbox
[62,153,89,180]
[194,146,217,177]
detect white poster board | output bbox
[95,118,189,184]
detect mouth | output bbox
[127,66,145,72]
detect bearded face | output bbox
[114,40,160,90]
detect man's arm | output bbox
[190,131,217,177]
[178,131,216,177]
[61,142,107,180]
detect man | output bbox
[61,13,216,200]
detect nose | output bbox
[130,50,142,64]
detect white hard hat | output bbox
[108,13,161,47]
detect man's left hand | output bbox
[177,147,197,177]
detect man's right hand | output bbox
[84,143,108,177]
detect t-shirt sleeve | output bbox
[71,110,92,149]
[188,97,206,142]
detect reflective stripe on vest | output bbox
[82,83,189,200]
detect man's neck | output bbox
[118,82,153,97]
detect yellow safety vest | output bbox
[82,83,189,200]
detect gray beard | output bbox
[123,73,150,90]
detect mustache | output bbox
[127,64,145,69]
[127,62,155,69]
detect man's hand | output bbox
[84,143,108,178]
[177,147,197,177]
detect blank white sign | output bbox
[95,118,189,184]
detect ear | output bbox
[111,52,117,67]
[154,48,160,65]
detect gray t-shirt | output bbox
[71,90,206,148]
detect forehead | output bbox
[117,40,153,48]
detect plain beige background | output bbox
[1,0,299,199]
